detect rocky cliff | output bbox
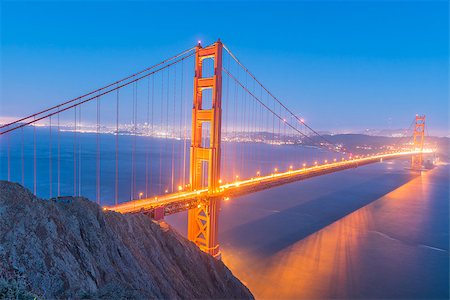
[0,181,253,299]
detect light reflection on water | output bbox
[217,164,449,299]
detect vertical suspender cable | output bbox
[166,68,170,191]
[78,104,82,196]
[74,106,77,196]
[235,63,239,179]
[132,82,137,199]
[182,60,187,186]
[224,55,230,181]
[146,78,150,197]
[49,116,52,198]
[96,95,100,204]
[171,65,176,192]
[159,72,163,194]
[115,86,119,205]
[21,127,24,186]
[130,84,135,200]
[241,73,247,175]
[33,117,36,195]
[7,133,10,181]
[179,60,184,187]
[135,82,138,196]
[150,76,154,194]
[57,112,60,196]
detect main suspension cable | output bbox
[223,67,342,153]
[0,47,196,130]
[0,52,195,135]
[223,43,342,153]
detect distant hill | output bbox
[0,181,253,299]
[321,134,450,161]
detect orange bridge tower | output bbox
[188,40,223,258]
[411,114,426,170]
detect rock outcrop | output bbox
[0,181,253,299]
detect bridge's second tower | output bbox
[411,114,426,170]
[188,41,223,258]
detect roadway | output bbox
[104,150,430,216]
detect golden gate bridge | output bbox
[0,40,429,259]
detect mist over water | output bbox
[1,129,448,298]
[0,127,339,204]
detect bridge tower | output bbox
[411,114,426,170]
[188,40,223,258]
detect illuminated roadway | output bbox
[105,150,431,216]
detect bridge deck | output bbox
[104,150,426,216]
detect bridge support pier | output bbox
[152,207,165,221]
[188,198,221,258]
[187,40,223,259]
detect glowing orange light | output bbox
[256,171,261,176]
[314,161,318,165]
[165,189,168,193]
[224,197,230,201]
[178,185,183,191]
[324,160,328,163]
[197,204,201,208]
[218,179,222,184]
[289,165,293,169]
[274,168,278,172]
[303,163,306,167]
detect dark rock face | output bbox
[0,181,253,299]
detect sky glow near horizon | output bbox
[1,1,448,136]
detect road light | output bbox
[139,192,144,199]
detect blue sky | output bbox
[1,0,448,136]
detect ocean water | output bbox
[166,161,449,299]
[169,162,449,299]
[1,128,448,299]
